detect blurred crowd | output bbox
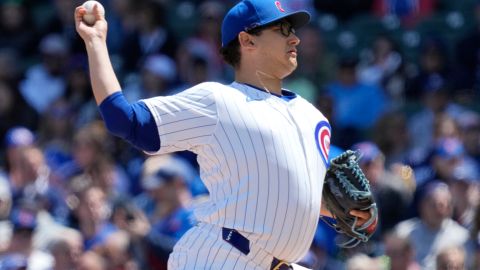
[0,0,480,269]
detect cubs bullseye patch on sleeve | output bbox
[315,121,331,167]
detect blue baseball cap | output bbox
[10,208,37,231]
[4,126,35,148]
[434,138,465,159]
[352,141,383,164]
[141,155,195,190]
[221,0,311,47]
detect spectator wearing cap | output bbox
[352,141,412,237]
[325,57,389,148]
[394,181,469,269]
[0,207,53,270]
[135,154,201,210]
[19,34,69,114]
[123,53,177,102]
[134,154,195,269]
[4,127,35,193]
[408,136,467,189]
[431,137,466,184]
[142,166,194,231]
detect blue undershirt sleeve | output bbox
[98,92,160,152]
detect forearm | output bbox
[85,37,121,104]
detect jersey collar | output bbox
[233,82,297,102]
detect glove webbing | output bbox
[321,150,377,248]
[329,150,371,195]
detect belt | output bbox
[222,227,292,270]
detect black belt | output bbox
[222,228,292,270]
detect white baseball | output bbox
[82,0,105,25]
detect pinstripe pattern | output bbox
[143,81,329,264]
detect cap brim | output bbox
[260,10,310,30]
[284,11,311,30]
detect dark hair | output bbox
[220,39,241,67]
[219,23,274,67]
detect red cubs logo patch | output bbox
[275,1,286,12]
[315,121,331,167]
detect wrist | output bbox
[85,35,107,49]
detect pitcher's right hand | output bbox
[74,3,108,43]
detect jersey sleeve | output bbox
[141,83,219,155]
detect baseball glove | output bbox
[321,150,378,248]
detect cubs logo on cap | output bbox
[275,1,286,12]
[315,121,331,167]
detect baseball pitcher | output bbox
[74,0,376,269]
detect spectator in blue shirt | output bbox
[326,57,389,147]
[134,154,195,269]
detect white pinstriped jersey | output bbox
[142,81,331,262]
